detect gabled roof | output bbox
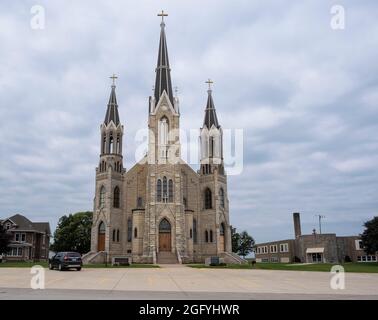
[154,21,174,106]
[3,214,51,235]
[33,222,51,235]
[7,214,33,229]
[104,85,120,126]
[203,89,220,129]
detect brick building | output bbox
[255,213,376,263]
[0,214,51,262]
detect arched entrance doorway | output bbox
[159,218,171,252]
[98,222,106,251]
[220,223,226,252]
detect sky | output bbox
[0,0,377,243]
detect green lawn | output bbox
[0,262,159,268]
[187,262,378,273]
[84,264,159,268]
[0,261,48,268]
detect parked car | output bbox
[49,252,82,271]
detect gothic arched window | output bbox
[99,186,106,208]
[183,197,187,209]
[204,188,212,209]
[193,219,197,243]
[113,186,120,208]
[98,221,105,234]
[117,229,120,242]
[134,227,138,238]
[210,230,213,242]
[116,134,120,154]
[205,230,209,243]
[127,219,132,242]
[159,117,169,145]
[102,135,106,154]
[210,136,214,157]
[157,179,162,202]
[109,134,114,153]
[159,218,171,232]
[112,229,116,242]
[137,196,143,208]
[163,176,168,202]
[168,179,173,202]
[219,188,225,208]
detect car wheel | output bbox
[77,267,82,271]
[58,263,64,271]
[49,263,53,270]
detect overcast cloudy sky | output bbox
[0,0,377,242]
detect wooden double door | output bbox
[219,235,225,252]
[159,218,172,252]
[98,222,106,251]
[159,233,171,251]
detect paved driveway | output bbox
[0,265,378,299]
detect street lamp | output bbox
[315,215,326,234]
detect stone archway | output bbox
[159,218,171,252]
[98,221,106,251]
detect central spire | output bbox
[154,10,174,106]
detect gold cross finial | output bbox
[158,10,168,23]
[206,79,214,90]
[110,74,118,86]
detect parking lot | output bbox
[1,265,378,299]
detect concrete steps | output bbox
[157,251,178,264]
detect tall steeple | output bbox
[154,10,174,106]
[104,74,120,126]
[200,79,224,175]
[100,75,124,158]
[203,79,220,129]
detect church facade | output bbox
[88,16,235,264]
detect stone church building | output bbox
[85,16,240,264]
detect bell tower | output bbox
[199,80,231,255]
[91,75,125,256]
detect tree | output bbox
[238,231,255,257]
[0,224,12,256]
[231,228,240,253]
[51,211,93,254]
[232,228,255,257]
[361,216,378,255]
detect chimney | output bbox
[293,212,302,238]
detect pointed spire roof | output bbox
[203,88,220,129]
[154,16,174,105]
[104,84,120,126]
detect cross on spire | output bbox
[206,78,214,90]
[158,10,168,23]
[110,74,118,86]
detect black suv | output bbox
[49,252,82,271]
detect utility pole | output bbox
[315,215,325,234]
